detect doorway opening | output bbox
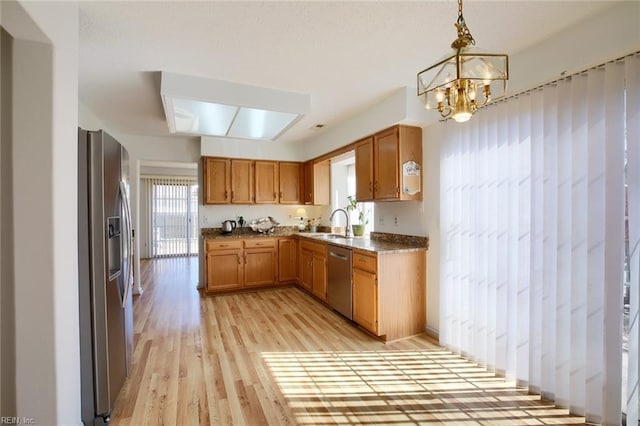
[140,161,198,258]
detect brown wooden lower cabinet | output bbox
[205,240,244,292]
[206,250,243,292]
[311,252,327,300]
[206,238,278,293]
[278,238,298,282]
[244,249,276,287]
[300,250,313,291]
[351,249,426,342]
[299,240,327,301]
[352,267,378,334]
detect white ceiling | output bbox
[79,1,616,144]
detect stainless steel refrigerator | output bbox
[78,128,134,425]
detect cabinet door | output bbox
[244,249,277,287]
[353,268,378,334]
[303,161,330,205]
[312,253,327,301]
[203,157,231,204]
[279,162,303,204]
[355,138,374,201]
[231,159,254,204]
[206,249,243,291]
[303,161,314,204]
[300,250,313,291]
[254,161,279,204]
[313,161,330,205]
[373,128,400,200]
[278,238,298,282]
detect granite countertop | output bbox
[202,227,428,254]
[202,226,300,239]
[298,233,427,254]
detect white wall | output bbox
[201,136,302,161]
[301,88,410,159]
[1,1,80,423]
[507,1,640,97]
[199,204,327,229]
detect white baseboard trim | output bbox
[425,326,439,341]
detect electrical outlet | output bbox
[379,216,385,225]
[394,216,399,226]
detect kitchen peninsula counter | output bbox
[202,227,428,254]
[298,232,427,254]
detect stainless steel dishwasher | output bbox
[327,244,353,320]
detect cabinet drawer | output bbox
[300,240,327,255]
[244,239,276,249]
[353,252,377,273]
[206,240,243,251]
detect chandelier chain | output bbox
[452,0,475,49]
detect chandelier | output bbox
[417,0,509,123]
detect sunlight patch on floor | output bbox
[262,349,586,425]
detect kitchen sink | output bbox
[315,234,350,240]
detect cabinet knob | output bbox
[237,254,241,264]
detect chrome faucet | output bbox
[329,208,352,238]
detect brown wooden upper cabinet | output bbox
[355,137,374,201]
[254,161,280,204]
[204,157,231,204]
[203,157,307,205]
[230,159,254,204]
[304,160,330,205]
[278,162,303,204]
[355,125,422,202]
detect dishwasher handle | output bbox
[329,251,349,260]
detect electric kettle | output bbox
[221,220,237,234]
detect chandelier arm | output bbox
[438,103,453,119]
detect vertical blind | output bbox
[143,177,198,257]
[440,53,639,425]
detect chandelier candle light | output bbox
[417,0,508,122]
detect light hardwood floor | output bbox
[112,257,586,425]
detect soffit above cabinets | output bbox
[160,72,310,141]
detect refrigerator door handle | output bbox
[119,181,133,307]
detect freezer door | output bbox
[87,131,112,418]
[101,131,128,412]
